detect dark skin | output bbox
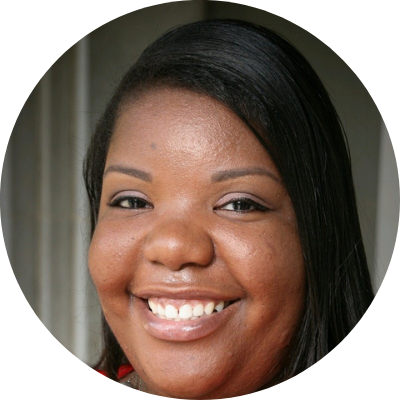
[89,87,305,398]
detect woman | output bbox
[84,19,374,398]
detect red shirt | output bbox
[97,364,134,380]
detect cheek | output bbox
[88,222,139,298]
[216,219,305,327]
[219,219,304,287]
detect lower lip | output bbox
[135,298,239,342]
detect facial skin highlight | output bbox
[88,87,306,398]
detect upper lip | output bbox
[133,286,241,301]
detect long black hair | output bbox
[84,19,374,384]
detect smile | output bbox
[148,298,232,321]
[135,294,240,342]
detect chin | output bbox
[134,358,272,399]
[146,380,243,400]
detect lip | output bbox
[134,292,240,342]
[134,286,239,301]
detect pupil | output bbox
[235,201,250,211]
[130,198,144,208]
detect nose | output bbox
[143,218,214,271]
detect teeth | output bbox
[165,304,178,319]
[157,304,165,316]
[148,299,232,321]
[192,304,204,317]
[179,304,192,319]
[215,301,224,312]
[204,302,215,315]
[149,299,157,313]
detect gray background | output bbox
[1,0,398,365]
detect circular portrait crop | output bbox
[1,1,399,399]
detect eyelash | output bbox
[217,198,270,213]
[108,196,269,213]
[108,196,152,210]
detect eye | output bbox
[218,198,269,213]
[108,195,152,210]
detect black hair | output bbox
[84,19,374,385]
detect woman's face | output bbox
[89,88,305,398]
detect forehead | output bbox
[108,87,276,173]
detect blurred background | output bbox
[0,1,398,366]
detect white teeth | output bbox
[157,304,165,316]
[192,304,204,317]
[165,304,178,319]
[179,304,193,319]
[204,302,215,315]
[148,299,232,320]
[215,301,224,312]
[149,299,157,313]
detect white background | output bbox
[1,1,398,399]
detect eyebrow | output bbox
[103,165,280,184]
[211,167,281,184]
[103,165,152,182]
